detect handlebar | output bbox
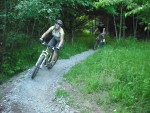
[39,38,59,50]
[39,38,44,43]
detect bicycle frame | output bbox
[35,48,50,68]
[31,43,56,79]
[97,34,103,41]
[93,34,102,50]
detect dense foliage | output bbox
[0,0,150,112]
[95,0,150,39]
[0,0,94,83]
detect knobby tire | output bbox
[31,55,45,79]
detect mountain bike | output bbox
[30,41,58,79]
[93,34,106,50]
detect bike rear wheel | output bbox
[93,39,100,50]
[31,55,45,79]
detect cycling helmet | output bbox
[56,19,63,26]
[99,22,104,25]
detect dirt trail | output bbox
[0,49,103,113]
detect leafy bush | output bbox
[0,32,43,83]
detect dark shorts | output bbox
[47,37,62,52]
[98,33,105,39]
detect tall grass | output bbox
[65,38,150,113]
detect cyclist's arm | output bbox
[41,26,53,39]
[58,34,64,48]
[94,28,98,34]
[101,28,106,35]
[57,28,64,48]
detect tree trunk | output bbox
[133,14,138,38]
[119,5,123,40]
[27,26,28,35]
[68,19,74,44]
[135,14,138,38]
[0,0,7,70]
[122,13,125,38]
[4,0,7,34]
[91,20,94,34]
[106,17,109,35]
[71,30,74,45]
[113,15,118,39]
[148,30,149,40]
[133,15,135,37]
[94,16,96,28]
[32,19,36,36]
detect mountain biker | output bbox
[93,22,106,43]
[40,19,64,68]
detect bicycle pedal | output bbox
[47,63,53,69]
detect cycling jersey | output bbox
[97,25,105,33]
[49,26,64,40]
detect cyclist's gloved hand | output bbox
[51,47,60,50]
[53,46,60,51]
[56,46,60,50]
[40,37,46,45]
[39,37,44,42]
[52,47,55,50]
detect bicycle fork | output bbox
[35,49,49,68]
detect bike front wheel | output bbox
[31,55,45,79]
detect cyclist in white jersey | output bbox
[40,19,64,67]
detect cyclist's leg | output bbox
[94,34,101,48]
[47,38,57,63]
[47,37,56,48]
[101,34,106,44]
[51,49,58,63]
[96,34,101,40]
[50,40,61,64]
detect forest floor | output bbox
[0,49,104,113]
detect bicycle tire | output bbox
[31,55,45,79]
[93,39,99,50]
